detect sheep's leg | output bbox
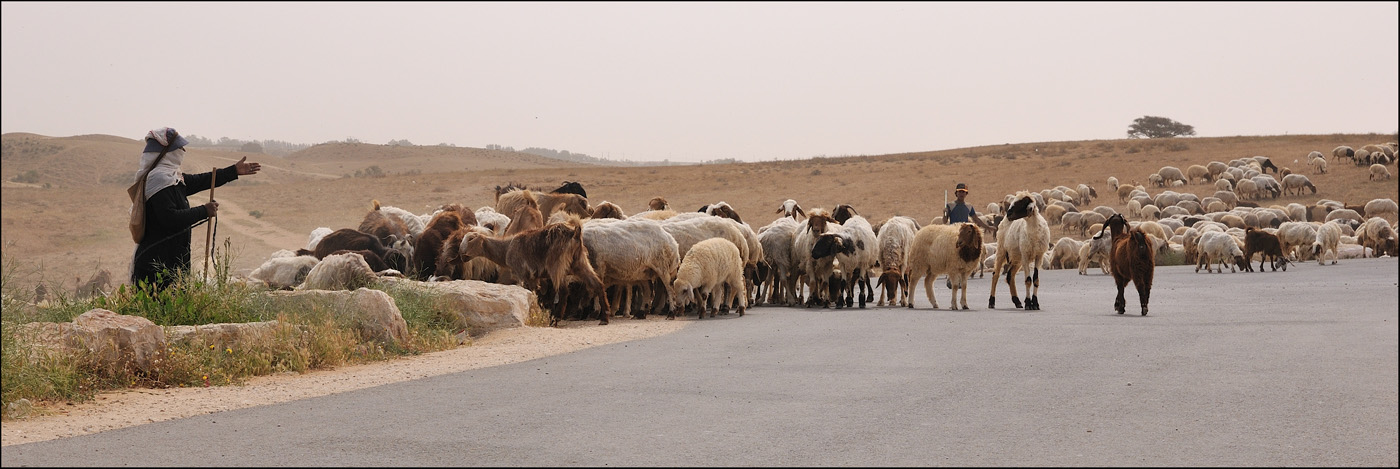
[899,272,909,307]
[957,272,970,310]
[862,274,874,304]
[906,271,921,309]
[876,277,887,307]
[733,280,747,316]
[1025,266,1041,311]
[987,256,1004,309]
[1006,263,1023,310]
[924,273,939,309]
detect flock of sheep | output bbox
[244,140,1399,324]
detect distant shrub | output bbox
[1167,142,1190,152]
[11,170,39,184]
[248,210,264,219]
[810,169,822,176]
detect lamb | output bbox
[1048,237,1083,270]
[1311,221,1343,265]
[1242,227,1289,272]
[905,222,984,310]
[988,192,1051,310]
[1157,166,1188,186]
[581,217,681,320]
[1104,214,1155,315]
[1195,231,1247,273]
[672,238,747,319]
[1370,164,1392,181]
[874,216,918,307]
[1280,174,1317,196]
[1107,176,1120,191]
[299,252,376,291]
[1308,153,1328,174]
[1078,226,1113,275]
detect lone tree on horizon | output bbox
[1127,115,1196,139]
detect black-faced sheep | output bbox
[827,206,878,308]
[672,237,746,319]
[988,192,1051,310]
[905,222,983,310]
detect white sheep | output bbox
[249,254,320,290]
[305,227,334,252]
[299,252,376,291]
[1308,153,1327,174]
[1355,217,1398,258]
[758,217,802,306]
[1369,164,1392,181]
[1186,165,1211,184]
[775,199,806,221]
[1363,198,1399,223]
[1157,166,1188,186]
[1048,237,1082,270]
[581,217,681,320]
[825,212,878,308]
[874,216,918,307]
[376,203,428,241]
[1078,227,1112,275]
[1280,174,1317,196]
[1195,231,1246,273]
[988,192,1051,310]
[1311,221,1343,265]
[905,223,984,310]
[672,237,747,318]
[474,206,512,236]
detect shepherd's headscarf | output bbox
[134,127,190,199]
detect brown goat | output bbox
[1106,214,1155,316]
[1242,227,1289,272]
[358,199,411,248]
[303,228,409,273]
[412,207,471,280]
[648,196,670,211]
[590,201,626,219]
[460,219,610,326]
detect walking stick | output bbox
[203,167,216,278]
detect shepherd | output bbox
[128,127,261,291]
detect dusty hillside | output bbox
[2,131,1395,296]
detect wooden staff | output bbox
[203,167,216,277]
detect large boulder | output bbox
[263,288,409,345]
[65,309,167,375]
[387,278,540,336]
[166,320,284,348]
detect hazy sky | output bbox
[3,2,1397,163]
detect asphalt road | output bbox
[4,258,1397,467]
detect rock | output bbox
[166,321,283,348]
[65,309,167,375]
[400,279,540,336]
[6,398,34,419]
[263,288,408,345]
[299,252,375,291]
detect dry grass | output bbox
[1,131,1396,295]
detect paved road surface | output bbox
[4,258,1397,466]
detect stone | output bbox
[263,288,409,345]
[65,309,167,375]
[403,279,540,336]
[166,321,283,348]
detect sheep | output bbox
[1157,166,1188,186]
[1311,221,1343,265]
[305,227,334,252]
[502,195,545,236]
[1048,237,1083,269]
[1076,184,1098,206]
[1106,176,1119,191]
[1274,221,1319,261]
[775,199,806,221]
[1250,175,1282,199]
[825,211,879,308]
[1355,217,1399,258]
[988,192,1051,310]
[1370,164,1392,181]
[1242,227,1289,272]
[1104,214,1155,315]
[874,216,918,307]
[1116,184,1136,203]
[792,211,841,307]
[672,238,747,319]
[1332,145,1355,162]
[758,217,802,306]
[473,206,512,236]
[1147,173,1165,187]
[1363,198,1399,223]
[299,252,376,291]
[1186,165,1212,184]
[1077,229,1112,275]
[1280,174,1317,196]
[249,254,320,290]
[1307,153,1328,174]
[630,209,679,221]
[581,217,681,320]
[459,218,610,326]
[1044,204,1069,226]
[1324,209,1365,226]
[905,222,984,310]
[1235,179,1260,201]
[700,201,746,225]
[589,201,627,220]
[1195,231,1247,273]
[1078,212,1107,236]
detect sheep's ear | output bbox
[794,206,805,218]
[775,207,784,214]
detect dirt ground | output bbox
[0,317,687,447]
